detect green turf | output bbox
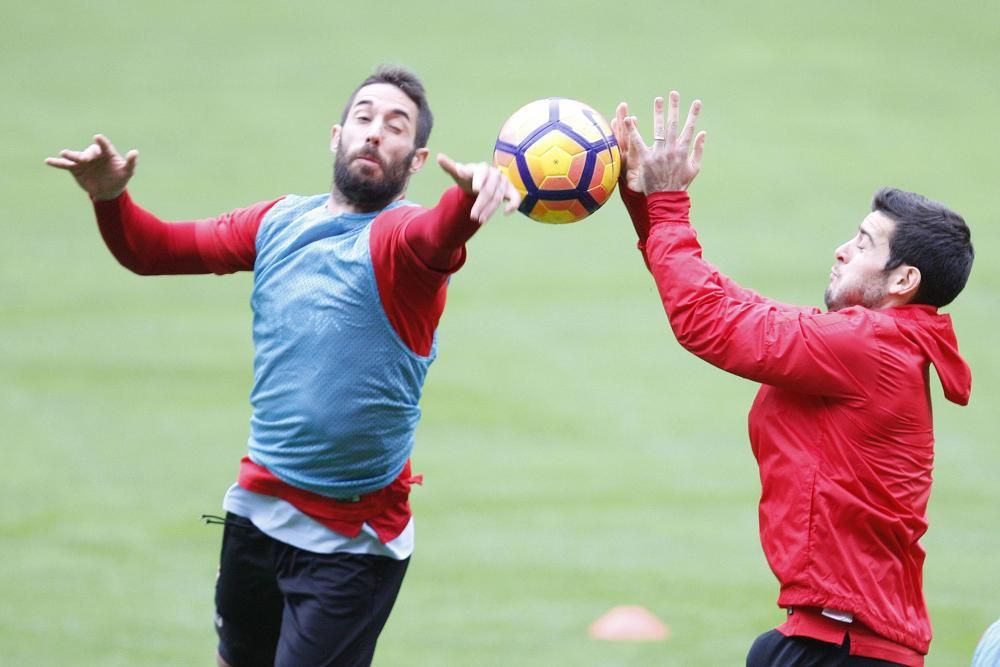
[4,1,999,664]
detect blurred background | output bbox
[2,1,997,664]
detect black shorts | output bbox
[214,512,409,667]
[747,629,904,667]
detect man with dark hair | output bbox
[46,65,520,667]
[340,66,435,151]
[612,92,973,666]
[869,187,973,309]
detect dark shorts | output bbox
[747,629,904,667]
[214,512,409,667]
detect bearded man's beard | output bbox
[824,274,889,311]
[332,143,414,212]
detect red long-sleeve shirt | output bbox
[627,187,971,662]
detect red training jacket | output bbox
[625,188,971,657]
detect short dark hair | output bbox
[874,187,973,307]
[340,65,433,149]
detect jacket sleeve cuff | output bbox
[91,189,131,215]
[647,191,691,228]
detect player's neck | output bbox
[326,188,404,217]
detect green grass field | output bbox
[4,1,999,664]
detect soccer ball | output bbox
[493,98,621,224]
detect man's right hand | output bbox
[618,92,706,195]
[45,134,138,201]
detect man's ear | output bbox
[330,125,342,153]
[889,264,921,303]
[409,147,429,174]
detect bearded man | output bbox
[47,65,520,667]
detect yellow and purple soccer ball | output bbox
[493,98,621,224]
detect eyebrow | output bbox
[858,225,875,244]
[352,99,412,122]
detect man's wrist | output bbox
[90,188,127,202]
[643,181,687,195]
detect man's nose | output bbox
[365,121,384,145]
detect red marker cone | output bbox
[588,605,671,641]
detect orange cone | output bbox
[588,605,671,641]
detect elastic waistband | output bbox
[780,607,924,666]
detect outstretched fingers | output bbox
[503,179,522,214]
[436,153,466,183]
[632,92,707,192]
[45,133,137,200]
[470,166,505,223]
[44,156,77,169]
[77,136,112,162]
[52,147,92,164]
[653,96,666,145]
[479,166,521,220]
[44,144,100,171]
[93,134,117,157]
[624,115,648,162]
[123,149,139,177]
[689,130,707,173]
[611,102,630,156]
[664,91,680,146]
[438,154,519,222]
[677,99,702,152]
[45,134,124,171]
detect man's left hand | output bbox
[622,91,707,194]
[437,154,522,224]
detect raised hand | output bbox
[45,134,138,201]
[621,92,706,194]
[436,154,522,224]
[611,101,644,193]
